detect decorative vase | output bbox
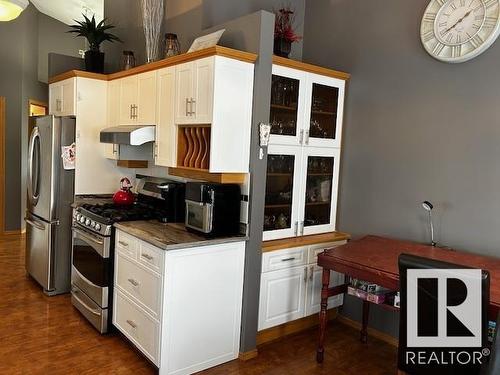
[274,37,292,58]
[141,0,164,63]
[84,50,105,73]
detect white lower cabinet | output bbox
[258,241,346,331]
[113,229,245,375]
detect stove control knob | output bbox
[79,216,85,223]
[95,224,101,231]
[85,219,91,226]
[90,221,96,228]
[76,214,81,221]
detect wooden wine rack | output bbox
[177,125,211,170]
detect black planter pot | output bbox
[84,50,105,73]
[273,37,292,58]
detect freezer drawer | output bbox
[25,214,55,292]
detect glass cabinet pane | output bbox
[309,83,339,140]
[304,156,334,227]
[270,75,300,136]
[264,154,295,231]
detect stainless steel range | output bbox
[71,178,185,333]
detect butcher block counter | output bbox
[113,220,247,251]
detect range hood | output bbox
[100,125,155,145]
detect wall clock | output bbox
[421,0,500,63]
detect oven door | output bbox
[72,225,111,308]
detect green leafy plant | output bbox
[68,14,121,52]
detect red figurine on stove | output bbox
[113,177,135,206]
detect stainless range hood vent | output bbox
[100,125,155,145]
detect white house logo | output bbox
[407,269,482,348]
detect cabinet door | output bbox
[104,144,119,160]
[61,78,76,116]
[258,266,307,331]
[105,80,120,159]
[192,57,214,124]
[304,73,345,148]
[305,266,343,316]
[49,83,62,115]
[136,71,157,125]
[155,67,176,167]
[298,147,340,236]
[118,76,138,125]
[269,65,306,146]
[263,145,303,241]
[175,62,195,124]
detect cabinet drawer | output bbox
[116,231,138,259]
[115,253,162,318]
[138,242,163,273]
[307,241,347,265]
[262,247,307,273]
[113,289,160,365]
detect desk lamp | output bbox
[422,201,436,247]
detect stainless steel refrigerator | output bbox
[25,115,75,295]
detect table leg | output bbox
[316,268,331,363]
[360,300,370,343]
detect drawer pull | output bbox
[141,253,154,261]
[126,319,137,329]
[127,278,139,287]
[118,241,129,247]
[281,257,296,262]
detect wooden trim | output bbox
[168,167,247,184]
[0,97,4,235]
[28,99,48,108]
[116,160,148,169]
[49,46,258,84]
[262,231,351,252]
[238,349,258,361]
[336,314,398,347]
[272,55,351,81]
[256,309,338,346]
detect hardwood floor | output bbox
[0,234,397,374]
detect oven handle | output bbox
[73,226,104,245]
[72,287,101,316]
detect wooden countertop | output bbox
[114,220,248,251]
[49,46,258,84]
[262,231,351,252]
[272,56,351,81]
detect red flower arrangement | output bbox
[274,6,302,43]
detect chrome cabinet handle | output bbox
[304,267,308,283]
[309,265,314,281]
[281,257,296,262]
[127,278,139,287]
[299,129,304,144]
[133,105,138,119]
[300,221,305,236]
[126,319,137,329]
[185,98,190,116]
[294,221,298,236]
[130,104,133,119]
[305,130,310,145]
[141,253,153,261]
[190,97,196,115]
[56,99,62,112]
[118,241,128,247]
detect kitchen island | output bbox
[112,221,246,375]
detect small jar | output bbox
[122,50,136,70]
[164,33,180,57]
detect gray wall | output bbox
[303,0,500,336]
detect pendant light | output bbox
[0,0,29,22]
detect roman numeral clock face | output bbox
[421,0,500,62]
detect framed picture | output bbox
[188,29,225,53]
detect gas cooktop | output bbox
[78,203,167,223]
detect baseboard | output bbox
[238,349,258,361]
[256,309,338,346]
[336,314,398,347]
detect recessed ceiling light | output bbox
[0,0,28,22]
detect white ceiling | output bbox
[31,0,104,25]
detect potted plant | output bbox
[68,14,121,73]
[274,6,302,58]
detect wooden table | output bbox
[316,235,500,363]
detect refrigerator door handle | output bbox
[24,217,45,231]
[27,127,40,206]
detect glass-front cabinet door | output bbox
[263,145,303,241]
[299,147,340,236]
[304,74,345,148]
[269,65,306,146]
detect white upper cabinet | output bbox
[155,66,176,167]
[269,65,345,149]
[175,57,214,124]
[49,77,76,116]
[118,75,138,125]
